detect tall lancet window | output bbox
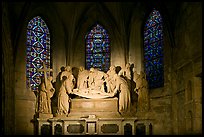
[144,9,164,89]
[26,16,51,92]
[85,24,110,72]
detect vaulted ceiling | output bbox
[4,1,182,49]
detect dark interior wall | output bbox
[2,2,15,135]
[172,2,202,134]
[174,2,202,64]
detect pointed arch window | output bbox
[144,9,164,89]
[26,16,51,92]
[85,24,110,72]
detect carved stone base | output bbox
[69,97,121,118]
[36,113,53,119]
[55,114,68,118]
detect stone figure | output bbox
[133,69,140,92]
[109,74,131,114]
[118,63,132,94]
[105,65,117,93]
[118,63,131,80]
[107,65,116,77]
[56,73,76,116]
[54,66,65,95]
[60,66,73,81]
[92,68,107,92]
[136,71,149,112]
[72,67,116,99]
[77,66,89,90]
[87,68,95,89]
[56,66,65,84]
[36,76,55,114]
[87,68,107,92]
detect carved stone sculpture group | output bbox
[35,63,150,117]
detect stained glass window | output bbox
[85,24,110,72]
[144,9,164,89]
[26,16,51,92]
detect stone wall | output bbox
[2,2,15,135]
[172,2,202,135]
[148,88,172,135]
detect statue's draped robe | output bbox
[57,75,75,115]
[77,70,89,89]
[115,75,131,113]
[37,79,54,114]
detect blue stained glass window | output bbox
[85,24,110,72]
[144,9,164,89]
[26,16,51,92]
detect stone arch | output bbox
[72,3,126,68]
[85,23,110,72]
[130,2,175,91]
[14,3,66,94]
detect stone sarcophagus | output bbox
[69,97,120,118]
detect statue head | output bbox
[65,66,72,72]
[109,65,115,71]
[134,72,140,80]
[60,66,65,72]
[126,63,131,69]
[79,66,85,72]
[48,76,53,81]
[140,71,146,78]
[90,68,95,73]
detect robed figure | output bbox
[36,76,55,114]
[56,74,75,116]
